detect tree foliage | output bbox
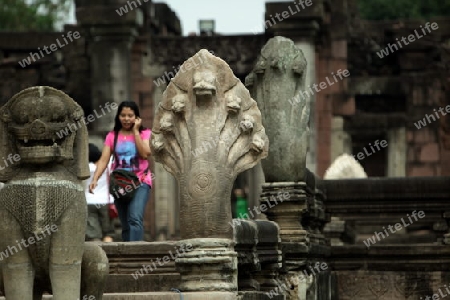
[358,0,450,21]
[0,0,71,31]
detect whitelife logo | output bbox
[353,139,388,162]
[414,105,450,129]
[0,153,21,171]
[420,284,450,300]
[251,0,313,34]
[288,69,350,106]
[18,31,81,68]
[131,243,193,279]
[229,191,291,228]
[376,22,439,58]
[116,0,149,16]
[363,210,425,248]
[0,225,58,261]
[266,263,328,298]
[56,102,118,139]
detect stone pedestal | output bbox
[262,182,309,244]
[253,220,282,293]
[234,219,259,291]
[233,219,282,296]
[175,238,237,292]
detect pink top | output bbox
[104,129,152,187]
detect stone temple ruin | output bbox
[0,0,449,299]
[0,36,449,300]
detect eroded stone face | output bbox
[0,87,86,166]
[151,49,269,239]
[246,36,310,182]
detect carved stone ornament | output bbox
[151,49,269,240]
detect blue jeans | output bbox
[114,183,151,241]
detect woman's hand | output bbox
[89,180,98,193]
[133,117,142,133]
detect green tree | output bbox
[358,0,450,20]
[0,0,71,31]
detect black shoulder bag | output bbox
[108,131,141,203]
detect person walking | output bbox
[85,143,115,242]
[89,101,153,241]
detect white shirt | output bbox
[84,162,114,205]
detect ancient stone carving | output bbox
[0,86,108,300]
[245,36,310,182]
[336,272,430,299]
[151,49,269,240]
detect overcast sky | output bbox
[154,0,271,35]
[65,0,289,35]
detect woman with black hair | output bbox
[89,101,152,241]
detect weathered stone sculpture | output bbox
[245,36,313,243]
[245,36,309,182]
[151,49,269,240]
[246,37,330,299]
[151,49,269,293]
[0,86,109,300]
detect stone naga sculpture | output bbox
[151,49,269,240]
[0,86,108,300]
[245,36,310,182]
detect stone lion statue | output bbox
[0,86,108,300]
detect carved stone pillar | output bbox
[331,117,352,163]
[151,49,269,293]
[75,0,142,143]
[387,127,406,177]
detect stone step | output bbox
[104,292,236,300]
[1,291,237,300]
[105,274,180,293]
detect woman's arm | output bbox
[89,145,112,193]
[133,118,151,159]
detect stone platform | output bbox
[0,292,238,300]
